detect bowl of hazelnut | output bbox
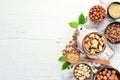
[89,5,107,23]
[73,63,92,80]
[94,66,120,80]
[82,32,106,56]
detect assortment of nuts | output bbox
[74,63,92,80]
[83,32,106,56]
[105,22,120,43]
[62,30,80,56]
[94,68,119,80]
[62,30,80,63]
[89,5,106,22]
[61,3,120,79]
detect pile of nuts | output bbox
[94,68,119,80]
[89,5,106,22]
[83,32,106,56]
[105,22,120,43]
[62,30,80,63]
[74,63,92,80]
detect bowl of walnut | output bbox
[82,32,106,56]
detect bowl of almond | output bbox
[82,32,106,56]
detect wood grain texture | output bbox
[0,0,119,80]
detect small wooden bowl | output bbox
[107,2,120,19]
[82,32,106,56]
[94,65,120,80]
[89,5,107,23]
[73,63,92,80]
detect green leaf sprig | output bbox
[62,62,70,70]
[69,13,86,28]
[58,56,70,70]
[69,22,79,28]
[58,56,66,62]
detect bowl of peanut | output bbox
[73,63,92,80]
[82,32,106,56]
[94,66,120,80]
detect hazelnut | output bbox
[112,70,116,75]
[102,71,106,75]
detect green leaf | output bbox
[62,62,70,70]
[69,21,79,28]
[78,13,85,24]
[58,56,66,62]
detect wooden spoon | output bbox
[66,53,110,64]
[79,57,110,65]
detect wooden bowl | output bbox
[73,63,92,80]
[94,65,120,80]
[82,32,106,56]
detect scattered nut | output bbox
[62,29,80,55]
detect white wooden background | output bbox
[0,0,120,80]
